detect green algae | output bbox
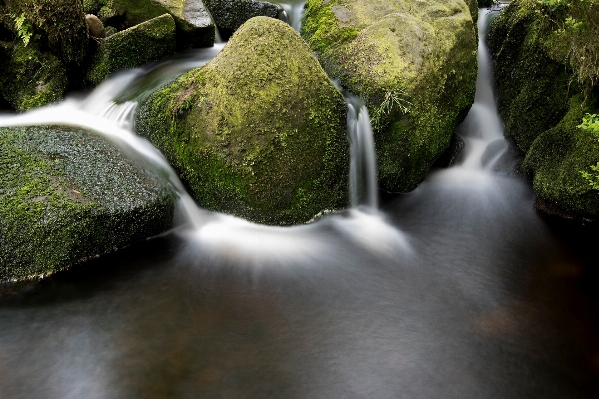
[87,13,176,86]
[136,16,349,226]
[0,125,176,282]
[302,0,477,192]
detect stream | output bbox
[1,6,598,399]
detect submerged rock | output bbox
[301,0,477,192]
[0,42,68,111]
[202,0,283,34]
[111,0,215,48]
[0,125,176,283]
[87,14,176,86]
[136,16,349,226]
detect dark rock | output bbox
[202,0,283,35]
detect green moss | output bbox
[111,0,215,48]
[302,0,477,192]
[202,0,283,33]
[87,13,176,86]
[0,41,68,111]
[0,125,175,282]
[136,17,349,225]
[6,0,89,67]
[523,95,599,216]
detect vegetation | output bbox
[579,113,599,188]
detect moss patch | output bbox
[0,41,68,111]
[0,125,175,282]
[87,13,176,86]
[302,0,477,192]
[136,16,349,225]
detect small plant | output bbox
[579,113,599,189]
[10,13,38,47]
[370,89,411,132]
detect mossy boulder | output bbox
[111,0,215,48]
[488,0,571,154]
[522,95,599,217]
[301,0,477,192]
[136,16,349,226]
[202,0,283,34]
[87,13,176,86]
[4,0,89,68]
[0,41,68,111]
[0,125,176,283]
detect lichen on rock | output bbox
[0,125,176,283]
[136,16,349,226]
[301,0,478,192]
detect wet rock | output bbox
[136,17,349,226]
[0,41,68,111]
[86,14,106,38]
[87,14,176,86]
[111,0,215,48]
[0,125,176,283]
[301,0,477,192]
[202,0,283,34]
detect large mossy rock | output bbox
[0,41,68,111]
[488,0,599,218]
[0,125,176,282]
[111,0,215,48]
[301,0,477,192]
[136,16,349,226]
[87,13,176,86]
[4,0,89,68]
[202,0,283,34]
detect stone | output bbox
[0,125,176,283]
[111,0,215,48]
[86,14,106,38]
[136,17,349,226]
[87,13,176,86]
[0,41,68,111]
[301,0,478,192]
[202,0,284,34]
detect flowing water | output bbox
[1,7,599,399]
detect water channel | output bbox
[0,6,598,399]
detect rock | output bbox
[4,0,89,67]
[0,125,176,283]
[301,0,477,193]
[111,0,215,48]
[105,26,118,37]
[136,17,349,226]
[87,14,176,86]
[86,14,106,38]
[202,0,284,34]
[0,41,68,111]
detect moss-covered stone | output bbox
[301,0,477,192]
[111,0,215,48]
[0,41,68,111]
[0,125,176,283]
[136,16,349,226]
[522,95,599,217]
[4,0,89,67]
[87,13,176,86]
[202,0,283,34]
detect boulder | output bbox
[301,0,478,193]
[111,0,215,48]
[202,0,284,34]
[0,125,176,283]
[0,41,68,111]
[4,0,89,67]
[136,17,349,226]
[87,14,176,86]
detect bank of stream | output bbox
[0,6,598,399]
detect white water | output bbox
[277,0,306,32]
